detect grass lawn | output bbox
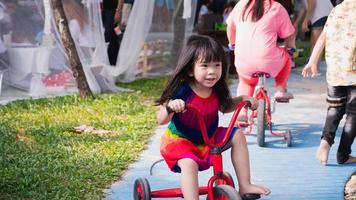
[0,77,168,199]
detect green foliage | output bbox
[295,40,312,68]
[0,77,168,199]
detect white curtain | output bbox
[0,0,197,103]
[103,0,155,82]
[104,0,198,82]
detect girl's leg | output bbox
[236,75,258,97]
[274,52,291,93]
[337,86,356,164]
[316,85,346,164]
[177,158,199,200]
[230,130,271,196]
[337,114,356,164]
[236,75,258,125]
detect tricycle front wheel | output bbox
[207,185,241,200]
[133,178,151,200]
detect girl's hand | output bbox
[302,63,320,77]
[243,96,258,110]
[167,99,185,113]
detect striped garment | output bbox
[160,84,237,172]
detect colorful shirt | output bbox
[160,84,236,172]
[226,0,295,78]
[169,84,219,145]
[324,0,356,86]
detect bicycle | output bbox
[243,71,292,147]
[133,101,261,200]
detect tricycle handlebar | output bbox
[185,101,250,149]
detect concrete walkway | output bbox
[106,63,356,200]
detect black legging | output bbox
[321,85,356,164]
[102,9,119,65]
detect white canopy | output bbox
[0,0,197,104]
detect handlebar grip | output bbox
[287,47,296,56]
[244,100,252,108]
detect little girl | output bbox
[156,35,270,200]
[226,0,296,125]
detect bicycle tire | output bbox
[257,99,266,147]
[133,177,151,200]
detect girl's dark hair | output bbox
[242,0,271,22]
[156,35,232,112]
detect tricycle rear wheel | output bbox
[286,130,292,147]
[257,99,266,147]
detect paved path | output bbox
[106,63,356,200]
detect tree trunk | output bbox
[51,0,94,98]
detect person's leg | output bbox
[103,9,119,65]
[274,52,292,93]
[102,9,116,43]
[237,75,258,97]
[316,85,346,165]
[230,130,271,196]
[337,86,356,164]
[177,158,199,200]
[236,75,258,125]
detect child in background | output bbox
[301,0,333,72]
[226,0,296,126]
[156,35,270,200]
[302,0,356,165]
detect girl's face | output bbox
[191,58,222,89]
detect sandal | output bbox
[274,91,294,102]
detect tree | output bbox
[51,0,94,98]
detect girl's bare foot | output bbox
[239,184,271,196]
[344,155,356,164]
[316,139,331,165]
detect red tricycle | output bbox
[243,71,292,147]
[133,101,261,200]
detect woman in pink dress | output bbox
[226,0,296,125]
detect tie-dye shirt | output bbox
[168,84,220,145]
[160,84,237,172]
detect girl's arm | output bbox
[114,0,124,22]
[223,95,258,113]
[285,34,296,49]
[157,99,185,125]
[302,31,326,77]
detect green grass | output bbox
[0,77,168,199]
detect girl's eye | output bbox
[200,64,208,67]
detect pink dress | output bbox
[226,0,295,78]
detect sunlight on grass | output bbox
[0,77,168,199]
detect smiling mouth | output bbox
[206,78,216,81]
